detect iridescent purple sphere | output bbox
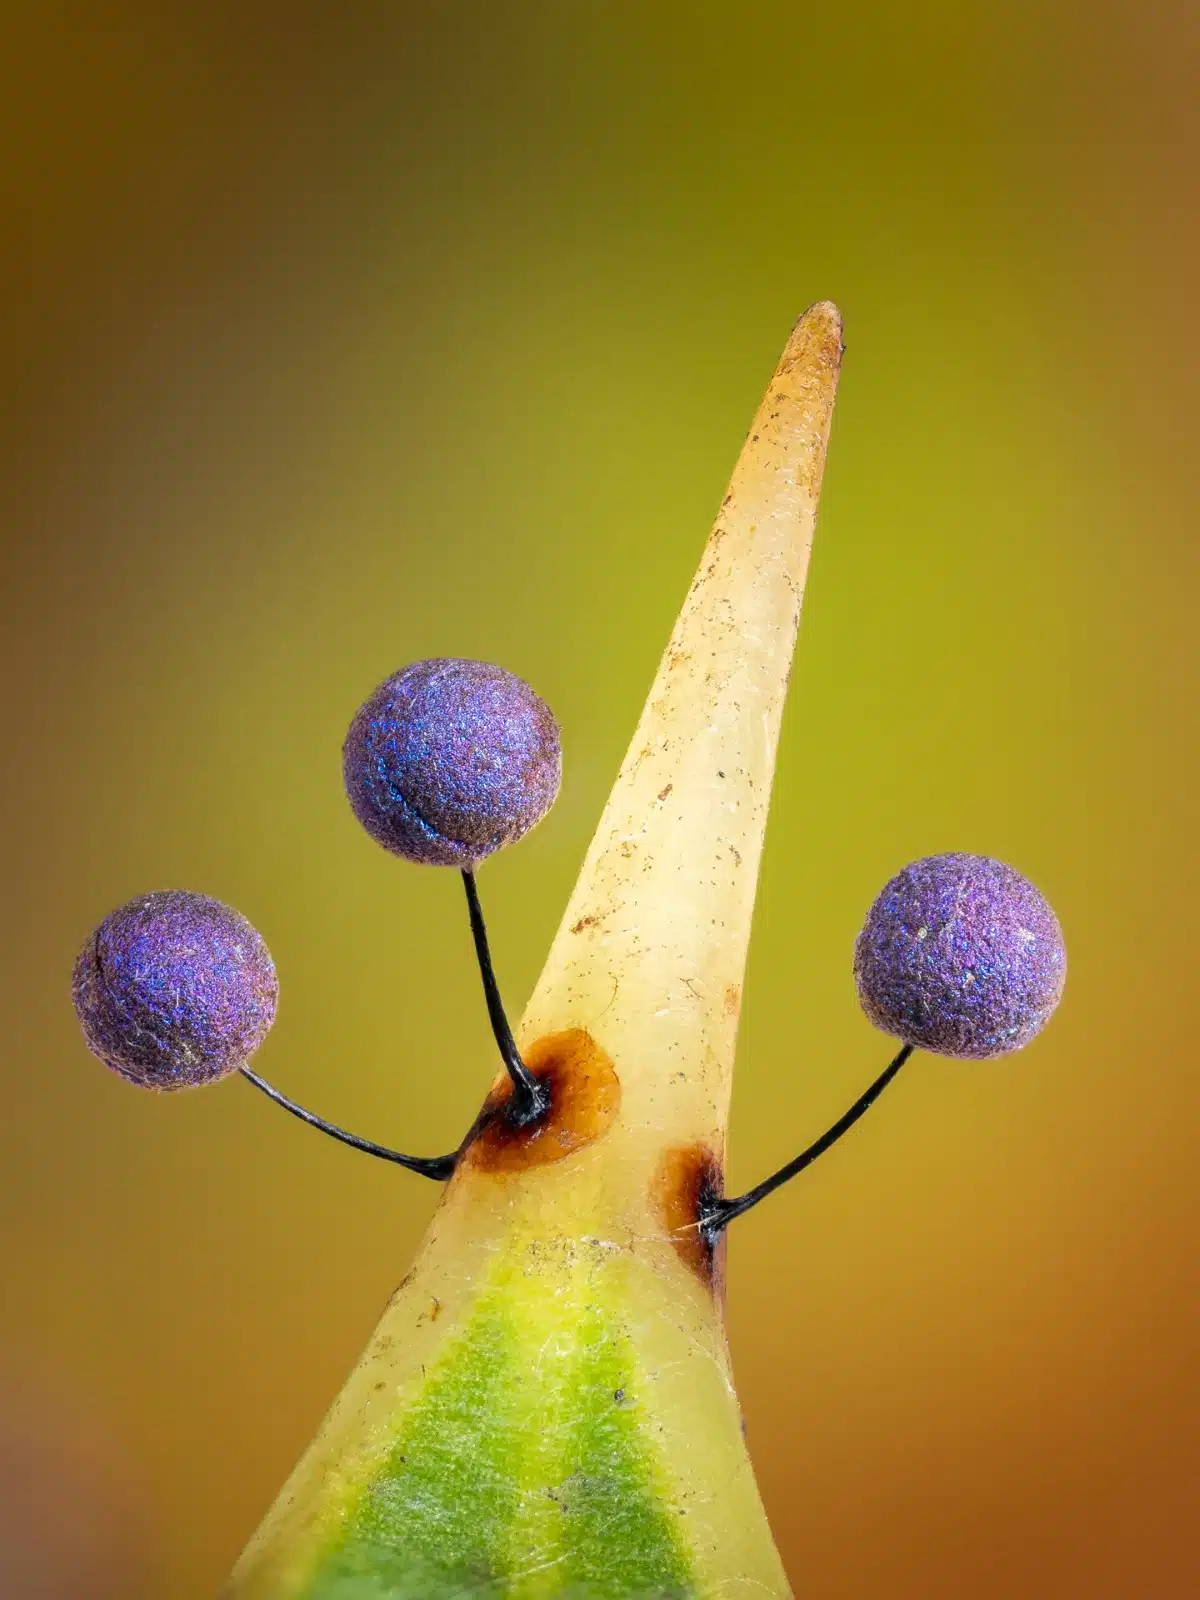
[72,891,278,1090]
[854,853,1066,1059]
[342,658,562,868]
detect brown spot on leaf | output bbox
[462,1029,620,1174]
[724,984,741,1018]
[653,1142,726,1299]
[657,783,673,802]
[415,1295,443,1327]
[570,913,601,934]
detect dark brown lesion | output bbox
[460,1028,620,1174]
[653,1141,727,1299]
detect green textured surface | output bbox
[307,1302,525,1595]
[303,1263,695,1598]
[552,1304,693,1598]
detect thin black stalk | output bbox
[460,869,549,1125]
[240,1068,457,1181]
[702,1042,915,1240]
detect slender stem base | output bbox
[240,1068,457,1181]
[460,868,549,1125]
[701,1043,914,1241]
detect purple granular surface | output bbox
[854,853,1066,1059]
[72,891,278,1090]
[342,658,561,868]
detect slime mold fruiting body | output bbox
[72,891,277,1090]
[854,852,1066,1059]
[72,303,1067,1597]
[343,658,562,868]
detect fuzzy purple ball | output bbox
[72,891,278,1090]
[854,853,1066,1059]
[342,658,562,868]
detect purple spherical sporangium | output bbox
[854,853,1066,1059]
[72,891,278,1090]
[342,658,562,868]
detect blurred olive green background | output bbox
[1,2,1196,1595]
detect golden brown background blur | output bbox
[1,2,1196,1595]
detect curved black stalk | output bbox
[460,868,550,1126]
[701,1042,915,1242]
[240,1068,457,1180]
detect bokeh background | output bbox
[1,2,1196,1595]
